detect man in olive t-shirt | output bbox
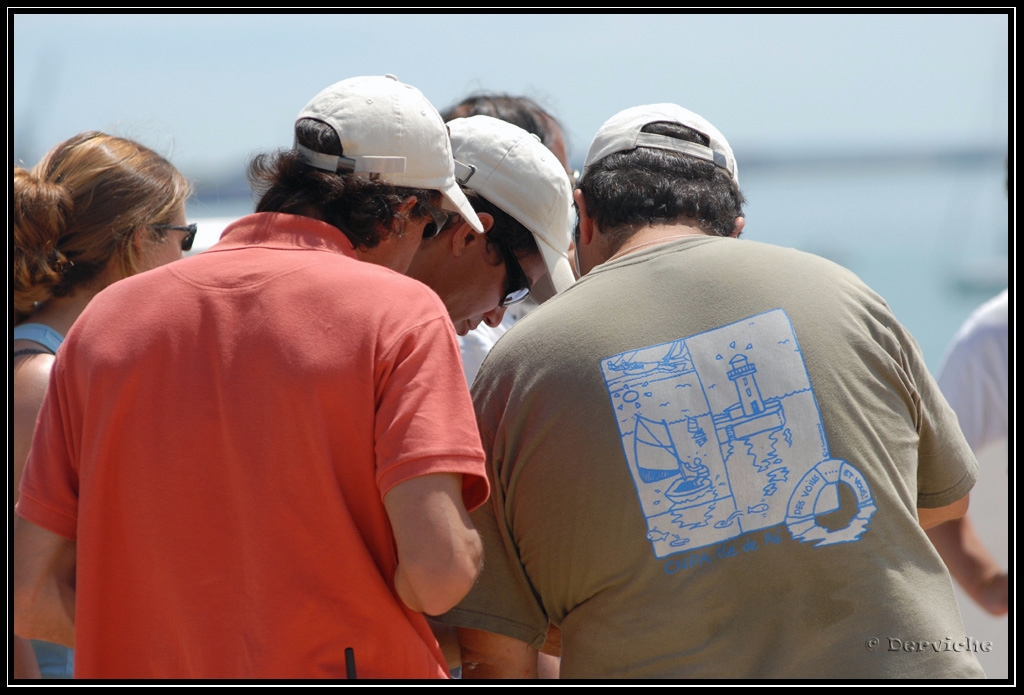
[439,104,985,679]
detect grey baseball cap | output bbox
[583,103,738,184]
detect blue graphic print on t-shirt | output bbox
[600,309,875,559]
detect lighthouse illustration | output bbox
[712,354,786,445]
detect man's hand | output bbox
[426,617,462,674]
[458,627,538,679]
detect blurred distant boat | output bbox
[949,255,1009,294]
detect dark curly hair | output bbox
[576,121,745,247]
[247,119,438,249]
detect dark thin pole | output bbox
[345,647,356,679]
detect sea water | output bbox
[741,158,1009,373]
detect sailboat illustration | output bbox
[633,415,713,504]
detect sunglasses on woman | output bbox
[153,223,199,252]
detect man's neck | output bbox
[605,223,710,264]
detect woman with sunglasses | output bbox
[12,131,191,679]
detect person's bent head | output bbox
[248,75,483,274]
[441,92,569,173]
[575,104,746,274]
[406,115,575,335]
[13,132,191,323]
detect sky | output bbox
[10,12,1011,182]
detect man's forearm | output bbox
[917,492,969,530]
[927,515,1008,616]
[394,551,478,617]
[385,473,484,616]
[13,517,76,647]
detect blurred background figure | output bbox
[928,286,1009,677]
[12,131,192,678]
[440,93,574,388]
[937,287,1009,485]
[442,93,572,176]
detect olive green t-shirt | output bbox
[443,236,983,678]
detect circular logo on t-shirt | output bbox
[785,458,876,546]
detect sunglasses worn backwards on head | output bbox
[495,240,530,307]
[415,199,458,241]
[423,207,450,240]
[153,223,199,252]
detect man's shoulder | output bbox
[484,290,569,356]
[71,237,449,350]
[725,237,860,277]
[972,288,1009,324]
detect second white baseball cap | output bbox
[448,115,576,302]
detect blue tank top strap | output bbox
[12,323,65,354]
[32,639,74,679]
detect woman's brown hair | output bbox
[13,131,190,323]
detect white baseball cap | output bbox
[295,74,484,232]
[583,103,738,184]
[447,115,575,302]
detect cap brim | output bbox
[439,182,484,233]
[530,234,576,304]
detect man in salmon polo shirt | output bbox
[14,75,490,679]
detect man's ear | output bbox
[381,195,419,238]
[574,189,595,246]
[450,212,493,258]
[730,216,745,239]
[396,195,418,215]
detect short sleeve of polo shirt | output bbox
[373,310,489,512]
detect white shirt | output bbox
[937,289,1009,455]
